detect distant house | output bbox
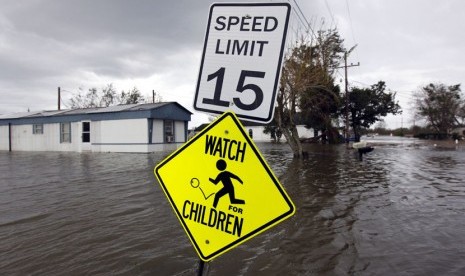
[189,118,316,142]
[0,102,192,153]
[241,121,316,142]
[452,127,465,138]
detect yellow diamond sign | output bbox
[154,112,295,261]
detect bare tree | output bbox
[275,28,345,157]
[119,87,145,105]
[100,83,118,107]
[68,87,100,109]
[68,84,149,108]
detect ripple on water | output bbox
[1,138,465,275]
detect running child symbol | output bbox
[209,159,245,208]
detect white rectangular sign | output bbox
[194,3,291,123]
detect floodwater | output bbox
[1,136,464,275]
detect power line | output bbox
[345,0,357,44]
[292,0,311,28]
[350,80,417,99]
[290,4,307,28]
[324,0,335,26]
[288,0,317,40]
[286,6,304,45]
[345,0,360,61]
[350,80,371,87]
[60,96,69,109]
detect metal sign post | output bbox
[197,259,210,276]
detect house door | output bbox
[81,121,91,151]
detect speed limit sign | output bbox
[194,3,291,123]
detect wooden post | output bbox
[58,86,61,110]
[344,52,349,145]
[337,46,359,146]
[8,123,12,152]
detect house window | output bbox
[164,120,174,143]
[33,124,43,134]
[60,122,71,143]
[82,122,90,143]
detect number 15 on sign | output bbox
[194,3,291,123]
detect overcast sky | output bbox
[1,0,465,129]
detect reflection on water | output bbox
[1,137,465,275]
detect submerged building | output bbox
[0,102,192,153]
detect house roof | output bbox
[0,102,192,125]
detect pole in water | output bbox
[197,259,210,276]
[357,146,374,161]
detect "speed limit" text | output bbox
[214,16,278,57]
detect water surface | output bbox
[1,137,464,275]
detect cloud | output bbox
[1,0,465,129]
[0,0,212,117]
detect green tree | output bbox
[347,81,401,141]
[263,116,283,143]
[414,83,465,136]
[300,82,342,144]
[299,29,345,144]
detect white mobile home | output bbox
[241,121,316,142]
[190,121,316,142]
[0,102,192,153]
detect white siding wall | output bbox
[10,124,32,151]
[150,120,186,144]
[245,125,315,142]
[90,119,148,152]
[296,125,315,139]
[0,125,9,150]
[99,119,147,144]
[0,123,80,152]
[1,118,188,153]
[245,126,272,142]
[92,121,101,144]
[152,120,164,144]
[174,121,185,143]
[150,119,186,152]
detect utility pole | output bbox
[401,115,404,136]
[152,90,155,104]
[339,46,359,146]
[58,86,61,111]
